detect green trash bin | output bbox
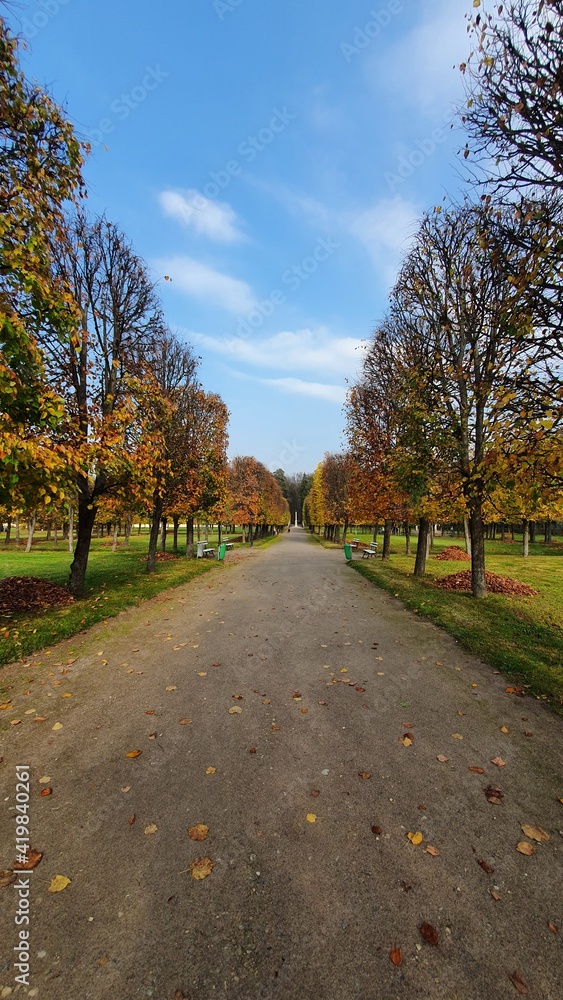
[217,543,227,561]
[344,543,352,561]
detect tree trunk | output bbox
[68,504,74,553]
[545,520,552,543]
[146,497,164,573]
[124,514,132,547]
[522,519,529,558]
[373,523,379,544]
[53,523,58,548]
[463,517,472,557]
[469,504,487,598]
[500,522,506,542]
[172,515,180,555]
[138,520,142,535]
[160,517,167,553]
[382,519,392,561]
[404,521,411,555]
[186,516,194,558]
[529,521,536,543]
[414,517,430,576]
[4,517,11,546]
[25,512,36,553]
[250,522,254,547]
[112,522,119,553]
[14,515,20,544]
[46,521,52,542]
[69,490,97,596]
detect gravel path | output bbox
[0,527,562,999]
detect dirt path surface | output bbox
[1,528,562,1000]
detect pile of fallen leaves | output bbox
[436,571,539,597]
[434,546,470,562]
[0,577,74,613]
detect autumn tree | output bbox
[228,457,288,541]
[42,212,161,595]
[0,18,85,518]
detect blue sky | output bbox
[10,0,472,474]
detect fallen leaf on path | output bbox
[358,772,371,779]
[145,710,155,715]
[292,690,302,699]
[126,750,142,758]
[521,824,549,843]
[144,824,158,835]
[390,947,403,966]
[400,736,412,747]
[425,846,441,857]
[33,716,48,722]
[371,825,382,835]
[301,708,309,714]
[179,719,192,725]
[188,824,209,842]
[478,859,494,874]
[10,719,21,726]
[272,725,280,731]
[13,850,42,871]
[484,785,503,804]
[500,726,509,733]
[516,842,535,856]
[436,755,449,763]
[491,757,506,767]
[318,700,328,706]
[0,870,16,887]
[40,788,52,797]
[306,814,317,823]
[311,790,320,798]
[548,922,558,934]
[469,766,485,774]
[205,767,216,775]
[197,672,207,677]
[451,733,463,740]
[48,875,71,892]
[262,699,271,705]
[190,857,214,880]
[407,832,423,845]
[165,686,177,692]
[148,732,158,740]
[121,787,130,793]
[228,706,242,715]
[490,890,502,901]
[128,815,136,826]
[420,923,439,946]
[340,669,348,674]
[508,971,528,995]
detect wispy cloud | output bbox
[189,327,365,378]
[158,189,244,243]
[366,0,468,113]
[348,194,420,286]
[229,367,346,404]
[157,256,257,314]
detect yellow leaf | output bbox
[516,841,535,856]
[500,726,509,733]
[51,722,63,731]
[451,733,463,740]
[407,832,423,845]
[521,824,549,843]
[340,668,348,674]
[436,755,449,763]
[205,766,216,775]
[48,875,71,893]
[306,814,317,823]
[190,857,214,880]
[125,749,142,758]
[188,824,209,842]
[144,823,158,835]
[165,686,177,692]
[228,706,242,715]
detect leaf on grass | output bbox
[190,857,214,880]
[48,875,71,893]
[521,824,549,843]
[390,947,403,966]
[508,971,528,995]
[436,755,449,763]
[144,823,158,835]
[13,850,42,871]
[516,841,535,856]
[478,858,494,874]
[125,750,142,758]
[420,923,439,946]
[407,832,423,846]
[425,845,441,857]
[491,757,506,767]
[188,824,209,842]
[306,813,317,823]
[228,706,242,715]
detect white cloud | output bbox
[189,327,365,378]
[348,195,420,286]
[157,256,257,314]
[261,377,345,404]
[367,0,468,113]
[158,189,243,243]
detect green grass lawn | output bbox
[310,530,563,711]
[0,529,263,670]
